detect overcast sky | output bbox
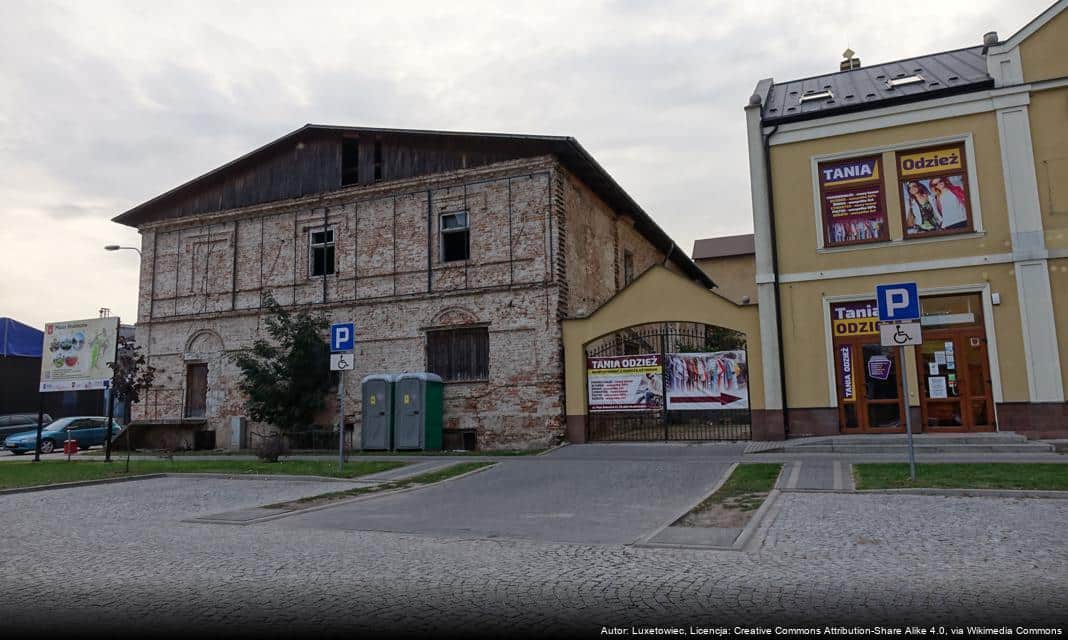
[0,0,1051,329]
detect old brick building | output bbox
[114,125,713,449]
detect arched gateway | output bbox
[562,265,775,443]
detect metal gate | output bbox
[585,322,751,441]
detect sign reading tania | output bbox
[39,317,119,392]
[586,354,663,412]
[819,155,886,245]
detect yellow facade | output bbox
[695,254,757,306]
[745,2,1068,437]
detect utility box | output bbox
[393,372,443,451]
[361,374,397,451]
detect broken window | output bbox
[440,211,469,262]
[426,327,489,382]
[341,138,359,186]
[310,228,335,277]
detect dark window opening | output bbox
[341,139,359,186]
[427,327,489,382]
[373,140,383,181]
[441,211,469,262]
[623,250,635,285]
[310,228,336,277]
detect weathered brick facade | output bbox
[129,153,677,449]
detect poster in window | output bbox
[665,351,748,410]
[897,144,972,236]
[818,155,888,246]
[586,355,662,412]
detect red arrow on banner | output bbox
[668,394,742,405]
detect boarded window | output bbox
[426,327,489,382]
[341,139,359,186]
[310,228,335,277]
[440,211,470,262]
[185,363,208,418]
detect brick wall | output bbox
[131,156,664,449]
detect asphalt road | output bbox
[279,444,737,544]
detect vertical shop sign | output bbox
[839,345,854,400]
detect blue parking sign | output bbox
[876,283,920,322]
[330,322,355,353]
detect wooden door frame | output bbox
[915,327,995,432]
[834,337,907,433]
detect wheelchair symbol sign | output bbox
[879,320,922,347]
[330,353,353,371]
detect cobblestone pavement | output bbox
[0,476,1065,636]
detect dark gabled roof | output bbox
[762,46,992,125]
[112,124,714,289]
[692,233,755,260]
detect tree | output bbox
[232,292,333,458]
[106,339,156,470]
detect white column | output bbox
[996,100,1064,402]
[747,82,783,411]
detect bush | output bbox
[255,432,290,462]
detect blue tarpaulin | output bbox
[0,317,42,358]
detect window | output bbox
[623,250,635,285]
[817,155,889,246]
[426,327,489,382]
[799,90,833,104]
[373,140,383,181]
[310,228,336,277]
[897,142,973,238]
[341,138,359,186]
[886,75,923,89]
[440,212,469,262]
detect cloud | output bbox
[0,0,1052,328]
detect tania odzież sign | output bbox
[586,354,663,412]
[39,317,119,392]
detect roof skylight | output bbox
[799,90,833,104]
[886,75,924,88]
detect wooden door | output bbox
[835,340,906,433]
[916,329,995,431]
[185,363,208,418]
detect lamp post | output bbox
[102,244,140,462]
[104,245,142,257]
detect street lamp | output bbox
[104,244,142,256]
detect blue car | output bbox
[2,416,124,455]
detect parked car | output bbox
[2,416,123,455]
[0,413,53,442]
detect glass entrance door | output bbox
[917,330,994,431]
[836,340,905,433]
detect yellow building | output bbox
[740,1,1068,438]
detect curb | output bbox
[632,462,738,546]
[853,487,1068,499]
[187,462,499,526]
[0,473,168,496]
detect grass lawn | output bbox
[854,463,1068,491]
[0,459,406,490]
[264,461,495,509]
[86,448,546,457]
[692,463,783,513]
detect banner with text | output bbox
[587,354,663,412]
[818,155,887,245]
[665,351,748,410]
[40,317,119,392]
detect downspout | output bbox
[762,124,791,434]
[662,241,675,267]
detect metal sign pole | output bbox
[901,344,916,481]
[338,369,345,473]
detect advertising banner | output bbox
[839,345,854,401]
[39,317,119,392]
[818,155,887,245]
[830,300,879,337]
[665,351,748,410]
[898,144,971,235]
[586,354,663,412]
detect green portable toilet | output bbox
[393,372,443,451]
[361,374,397,451]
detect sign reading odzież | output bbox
[39,317,119,392]
[587,354,663,412]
